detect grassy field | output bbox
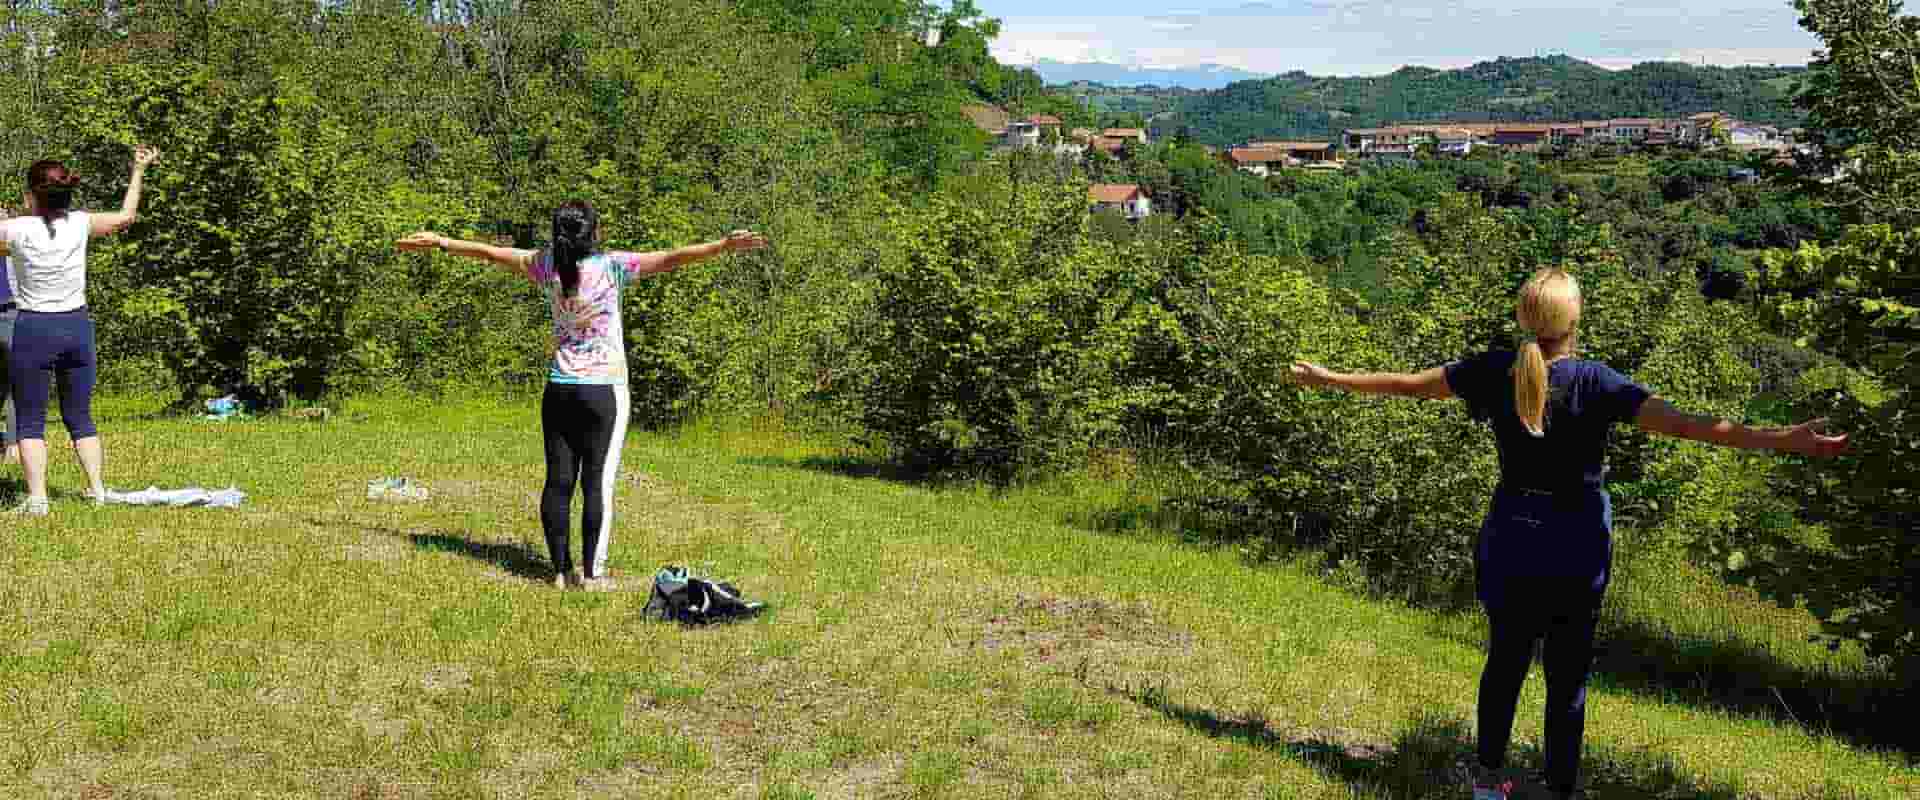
[0,394,1913,799]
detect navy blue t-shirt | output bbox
[1447,351,1652,604]
[1443,351,1652,490]
[1,255,11,305]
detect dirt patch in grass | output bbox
[419,664,474,693]
[348,704,410,741]
[975,593,1195,665]
[809,753,906,799]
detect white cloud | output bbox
[984,1,1817,76]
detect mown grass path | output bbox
[0,396,1913,799]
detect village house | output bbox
[1249,141,1337,162]
[1343,126,1415,153]
[1227,147,1289,176]
[1730,125,1777,146]
[1227,141,1337,175]
[1433,128,1476,155]
[1680,111,1728,144]
[1002,120,1041,149]
[1089,184,1151,220]
[1087,136,1126,157]
[1490,124,1552,151]
[1102,127,1148,144]
[1608,118,1656,141]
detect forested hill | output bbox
[1165,55,1807,145]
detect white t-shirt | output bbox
[2,212,91,312]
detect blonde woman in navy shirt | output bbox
[1290,267,1849,800]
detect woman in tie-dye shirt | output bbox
[397,203,767,590]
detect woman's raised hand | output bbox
[133,145,160,168]
[724,229,769,252]
[1783,418,1850,458]
[395,231,446,252]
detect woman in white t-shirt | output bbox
[0,146,157,515]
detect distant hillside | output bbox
[1024,59,1272,90]
[1162,55,1807,146]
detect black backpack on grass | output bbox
[642,566,766,625]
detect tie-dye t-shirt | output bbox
[524,250,660,384]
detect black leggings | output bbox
[540,383,629,578]
[6,307,97,441]
[1477,584,1602,794]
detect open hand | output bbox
[724,229,769,252]
[1289,361,1335,388]
[395,231,446,252]
[1784,418,1850,458]
[133,145,160,168]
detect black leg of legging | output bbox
[1541,597,1602,794]
[540,385,584,575]
[1478,598,1544,771]
[574,385,627,579]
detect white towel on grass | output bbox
[101,486,246,509]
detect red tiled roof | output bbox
[1228,147,1288,164]
[1248,140,1332,151]
[1089,184,1143,204]
[1028,114,1063,125]
[1103,128,1146,138]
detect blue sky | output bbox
[974,0,1821,76]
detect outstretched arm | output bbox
[395,232,535,276]
[624,230,769,277]
[90,145,159,238]
[1635,397,1848,457]
[1290,362,1454,400]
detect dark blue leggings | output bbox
[1477,583,1602,794]
[7,308,98,441]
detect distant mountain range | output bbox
[1021,59,1273,90]
[1137,56,1809,146]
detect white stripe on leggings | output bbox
[590,384,630,577]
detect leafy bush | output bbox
[58,64,410,405]
[855,177,1175,477]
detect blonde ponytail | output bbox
[1515,339,1550,436]
[1512,268,1583,437]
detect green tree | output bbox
[1738,0,1920,678]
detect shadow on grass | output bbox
[1115,682,1747,799]
[1076,494,1915,761]
[1582,613,1914,759]
[308,515,554,583]
[736,453,992,490]
[0,476,110,507]
[404,531,554,581]
[739,450,1915,761]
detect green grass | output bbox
[0,393,1912,798]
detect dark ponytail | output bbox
[26,160,77,238]
[550,200,599,297]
